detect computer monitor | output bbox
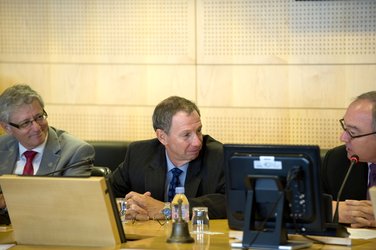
[224,144,339,248]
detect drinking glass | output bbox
[116,198,127,223]
[191,207,209,233]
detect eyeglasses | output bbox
[8,110,48,130]
[153,215,171,227]
[339,119,376,139]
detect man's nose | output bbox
[191,133,202,146]
[340,130,351,143]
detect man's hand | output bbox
[337,200,376,228]
[125,191,164,220]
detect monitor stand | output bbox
[322,222,350,237]
[240,176,312,250]
[298,221,350,238]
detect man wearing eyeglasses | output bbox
[0,84,94,223]
[321,91,376,228]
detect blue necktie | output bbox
[367,163,376,200]
[168,168,183,202]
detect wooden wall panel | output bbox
[0,0,196,64]
[197,0,376,64]
[197,65,376,108]
[200,108,345,149]
[0,64,196,105]
[1,0,375,150]
[45,105,156,142]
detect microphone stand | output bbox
[40,159,93,176]
[333,155,359,224]
[324,155,359,237]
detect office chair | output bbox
[91,166,112,177]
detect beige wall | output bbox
[1,0,375,149]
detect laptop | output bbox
[0,175,126,247]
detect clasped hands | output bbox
[338,200,376,228]
[123,191,166,221]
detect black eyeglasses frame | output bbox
[339,118,376,139]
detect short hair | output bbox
[0,84,45,123]
[355,91,376,131]
[152,96,200,133]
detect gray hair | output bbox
[152,96,200,134]
[354,91,376,131]
[0,84,45,123]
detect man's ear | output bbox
[156,129,167,145]
[0,122,12,135]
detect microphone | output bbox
[333,154,359,224]
[40,159,93,176]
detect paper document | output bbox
[347,228,376,240]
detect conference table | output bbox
[1,219,376,249]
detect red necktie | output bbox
[23,151,37,175]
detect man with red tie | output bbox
[0,84,94,223]
[321,91,376,228]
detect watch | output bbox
[161,202,171,220]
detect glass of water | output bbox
[116,198,127,223]
[191,207,210,233]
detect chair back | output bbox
[91,166,112,176]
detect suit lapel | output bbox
[36,127,61,175]
[0,137,18,174]
[184,157,202,198]
[144,146,167,200]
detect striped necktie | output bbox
[168,168,183,202]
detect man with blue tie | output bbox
[109,96,226,220]
[321,91,376,228]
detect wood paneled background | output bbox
[1,0,375,149]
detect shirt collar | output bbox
[165,150,189,173]
[18,133,48,158]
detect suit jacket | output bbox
[321,145,368,201]
[0,126,94,177]
[109,135,226,219]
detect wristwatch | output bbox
[161,202,171,220]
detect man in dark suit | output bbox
[109,96,226,220]
[321,91,376,228]
[0,84,94,223]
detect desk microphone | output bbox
[333,154,359,224]
[41,159,93,176]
